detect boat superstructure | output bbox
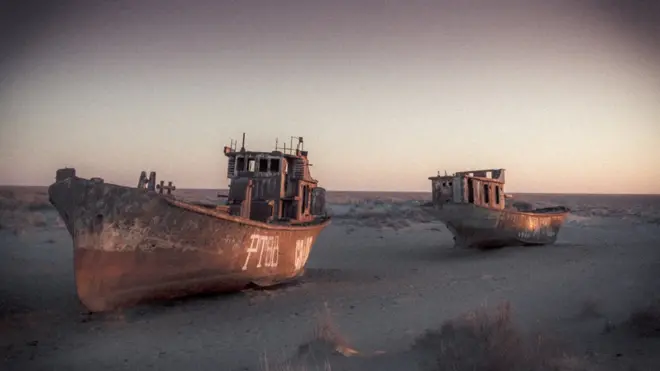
[424,168,569,248]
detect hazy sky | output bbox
[1,0,659,193]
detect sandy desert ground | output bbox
[1,187,659,370]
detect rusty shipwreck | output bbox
[422,169,570,249]
[48,134,331,312]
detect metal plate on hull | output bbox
[421,203,569,249]
[495,210,568,245]
[49,177,330,312]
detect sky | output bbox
[1,0,659,193]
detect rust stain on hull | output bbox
[425,203,570,248]
[49,177,330,312]
[424,168,570,249]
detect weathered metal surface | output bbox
[223,135,322,224]
[424,168,570,248]
[137,171,157,191]
[56,167,76,182]
[422,203,569,248]
[48,176,330,312]
[156,180,176,195]
[48,134,331,312]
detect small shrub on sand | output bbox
[0,188,52,211]
[577,299,602,320]
[265,304,355,371]
[263,302,592,371]
[0,188,53,234]
[626,300,660,338]
[413,302,590,371]
[311,303,357,357]
[0,209,50,235]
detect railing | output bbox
[275,136,304,155]
[227,139,238,152]
[225,134,305,156]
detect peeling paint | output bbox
[424,168,570,248]
[47,134,331,312]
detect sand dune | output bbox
[1,186,659,370]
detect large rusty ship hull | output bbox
[422,203,569,249]
[48,177,330,312]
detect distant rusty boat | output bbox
[48,134,331,312]
[421,169,569,249]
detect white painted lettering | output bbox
[243,234,280,271]
[242,235,260,271]
[263,236,279,268]
[294,236,313,270]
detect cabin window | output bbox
[301,185,308,213]
[495,186,500,204]
[483,184,490,204]
[236,157,245,172]
[247,158,256,172]
[270,158,280,172]
[259,158,268,172]
[448,181,452,186]
[467,178,474,203]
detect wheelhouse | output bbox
[428,168,506,210]
[223,134,326,223]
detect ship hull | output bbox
[48,177,330,312]
[422,203,569,249]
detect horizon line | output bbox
[1,184,658,197]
